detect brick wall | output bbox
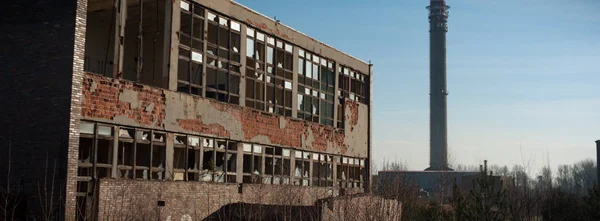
[320,195,402,221]
[0,0,86,219]
[82,73,362,156]
[97,179,338,220]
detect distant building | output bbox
[378,169,504,201]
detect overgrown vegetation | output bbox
[374,158,599,221]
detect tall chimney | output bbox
[596,140,600,185]
[425,0,452,171]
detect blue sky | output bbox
[236,0,600,173]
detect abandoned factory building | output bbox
[1,0,375,220]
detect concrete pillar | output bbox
[111,126,119,178]
[236,142,244,183]
[165,133,174,180]
[239,24,247,106]
[201,8,208,97]
[332,62,339,128]
[113,0,128,78]
[290,149,296,183]
[291,46,299,118]
[160,0,172,88]
[168,0,181,91]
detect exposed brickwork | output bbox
[307,125,346,152]
[240,108,305,147]
[65,0,88,220]
[82,73,166,128]
[177,118,231,137]
[346,101,360,132]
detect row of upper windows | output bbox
[176,1,368,127]
[77,121,366,191]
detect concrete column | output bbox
[332,62,340,128]
[236,142,244,183]
[168,0,181,90]
[309,153,315,186]
[113,0,128,78]
[111,126,119,178]
[290,149,296,183]
[165,133,174,180]
[161,0,173,88]
[201,8,208,97]
[239,24,247,106]
[332,155,338,188]
[291,46,299,118]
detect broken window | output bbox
[77,122,96,198]
[297,50,329,124]
[242,143,253,183]
[351,158,363,188]
[187,136,201,181]
[265,38,293,117]
[242,143,263,184]
[320,60,335,126]
[117,128,135,179]
[264,147,275,184]
[214,140,227,182]
[312,153,320,186]
[226,141,238,183]
[135,130,151,179]
[151,132,166,180]
[339,66,368,105]
[204,11,240,105]
[263,146,286,184]
[337,157,363,188]
[294,151,311,186]
[313,154,333,187]
[337,157,350,188]
[177,2,204,95]
[96,125,114,179]
[201,138,215,181]
[244,28,266,111]
[282,149,291,184]
[358,159,365,188]
[173,135,187,181]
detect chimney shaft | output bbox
[596,140,600,185]
[425,0,452,171]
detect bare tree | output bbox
[0,136,24,221]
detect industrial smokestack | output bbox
[425,0,452,171]
[596,140,600,185]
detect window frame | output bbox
[244,28,266,111]
[177,1,204,95]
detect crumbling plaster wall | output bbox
[82,73,368,156]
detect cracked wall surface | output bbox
[82,73,367,156]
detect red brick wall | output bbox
[82,74,166,128]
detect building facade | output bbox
[0,0,373,220]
